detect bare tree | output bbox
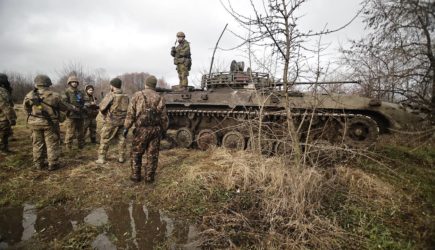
[3,72,34,103]
[222,0,357,163]
[342,0,434,116]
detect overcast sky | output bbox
[0,0,365,86]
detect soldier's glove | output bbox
[122,128,129,138]
[10,120,16,126]
[170,47,176,56]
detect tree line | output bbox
[3,62,169,103]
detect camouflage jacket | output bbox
[99,89,129,126]
[0,87,16,123]
[62,87,86,119]
[124,88,168,130]
[84,94,99,118]
[23,87,75,128]
[172,40,191,65]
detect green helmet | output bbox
[34,74,52,87]
[67,75,80,85]
[176,31,185,38]
[110,78,122,88]
[145,75,157,89]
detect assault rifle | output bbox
[28,88,60,137]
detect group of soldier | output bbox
[0,31,191,183]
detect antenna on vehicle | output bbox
[205,23,228,89]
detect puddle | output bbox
[0,203,199,249]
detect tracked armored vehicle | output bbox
[161,61,426,154]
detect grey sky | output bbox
[0,0,364,86]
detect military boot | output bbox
[0,140,11,153]
[145,169,156,183]
[95,155,106,164]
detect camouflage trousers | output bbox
[83,117,97,142]
[131,126,162,181]
[176,64,189,87]
[98,124,126,159]
[31,125,61,168]
[0,121,12,151]
[65,118,85,148]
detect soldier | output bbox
[96,78,129,164]
[63,75,86,149]
[83,84,98,143]
[170,31,191,90]
[0,74,16,153]
[123,75,168,183]
[23,75,77,170]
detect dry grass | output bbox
[153,147,409,249]
[1,108,434,249]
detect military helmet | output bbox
[34,74,52,87]
[176,31,185,38]
[110,78,122,88]
[145,75,157,89]
[67,75,80,85]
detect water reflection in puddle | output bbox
[0,203,199,249]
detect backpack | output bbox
[137,91,161,127]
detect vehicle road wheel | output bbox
[196,129,218,151]
[175,127,193,148]
[222,131,245,151]
[344,116,379,148]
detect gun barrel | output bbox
[273,81,360,86]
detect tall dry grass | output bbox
[178,148,342,249]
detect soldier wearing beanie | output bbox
[23,75,77,170]
[123,75,168,182]
[96,77,129,164]
[62,74,86,149]
[0,73,16,153]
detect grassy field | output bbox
[0,107,434,249]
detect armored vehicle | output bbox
[161,61,426,154]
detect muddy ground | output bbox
[0,108,434,249]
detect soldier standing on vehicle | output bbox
[96,78,129,164]
[83,84,98,144]
[0,74,16,153]
[23,75,77,170]
[63,75,86,149]
[170,31,191,90]
[123,75,168,183]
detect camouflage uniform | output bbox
[124,75,168,182]
[23,75,76,170]
[83,85,98,143]
[0,74,16,153]
[171,32,191,88]
[63,76,86,149]
[96,78,129,164]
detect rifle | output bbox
[29,88,60,137]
